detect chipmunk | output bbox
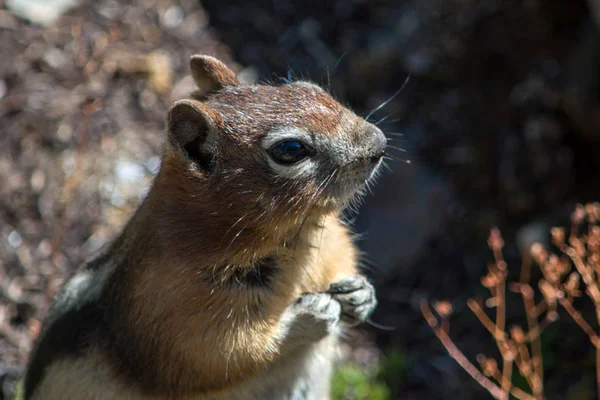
[24,54,385,400]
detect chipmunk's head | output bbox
[162,55,385,236]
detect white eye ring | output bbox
[262,127,313,151]
[262,128,319,179]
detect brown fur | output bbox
[99,120,358,394]
[27,54,382,399]
[103,204,355,395]
[190,55,239,93]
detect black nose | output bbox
[370,128,387,163]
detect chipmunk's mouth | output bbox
[321,155,384,209]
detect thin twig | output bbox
[520,252,532,287]
[510,386,539,400]
[568,249,600,304]
[468,299,502,339]
[485,362,538,400]
[421,301,506,399]
[500,355,512,400]
[559,297,599,344]
[514,342,538,395]
[522,284,544,390]
[524,315,553,343]
[495,266,507,342]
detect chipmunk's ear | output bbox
[190,54,239,93]
[167,99,219,171]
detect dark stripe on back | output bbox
[23,237,125,398]
[24,301,104,399]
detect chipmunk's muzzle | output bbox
[362,125,386,177]
[318,123,386,206]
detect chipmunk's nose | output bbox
[368,126,387,163]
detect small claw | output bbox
[327,275,366,294]
[327,275,377,325]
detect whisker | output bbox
[386,137,408,145]
[224,211,251,237]
[365,75,411,120]
[305,171,336,211]
[316,214,327,261]
[291,176,335,254]
[292,169,339,257]
[387,145,408,153]
[253,209,268,223]
[381,161,393,173]
[384,155,411,164]
[376,112,404,127]
[226,226,247,254]
[332,51,348,73]
[365,180,374,196]
[379,118,402,125]
[375,115,390,126]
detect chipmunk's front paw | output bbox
[279,293,341,342]
[277,293,341,351]
[327,275,377,326]
[293,292,341,334]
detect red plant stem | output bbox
[568,250,600,304]
[561,240,600,399]
[514,343,539,395]
[522,285,544,388]
[520,252,532,286]
[468,299,503,340]
[489,368,538,400]
[495,266,507,339]
[524,316,552,344]
[421,301,506,399]
[442,317,450,334]
[559,298,599,345]
[500,356,512,400]
[511,387,539,400]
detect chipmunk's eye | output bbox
[269,141,310,164]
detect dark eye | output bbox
[269,141,310,164]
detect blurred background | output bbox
[2,0,600,398]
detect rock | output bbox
[7,230,22,248]
[161,5,185,30]
[6,0,80,26]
